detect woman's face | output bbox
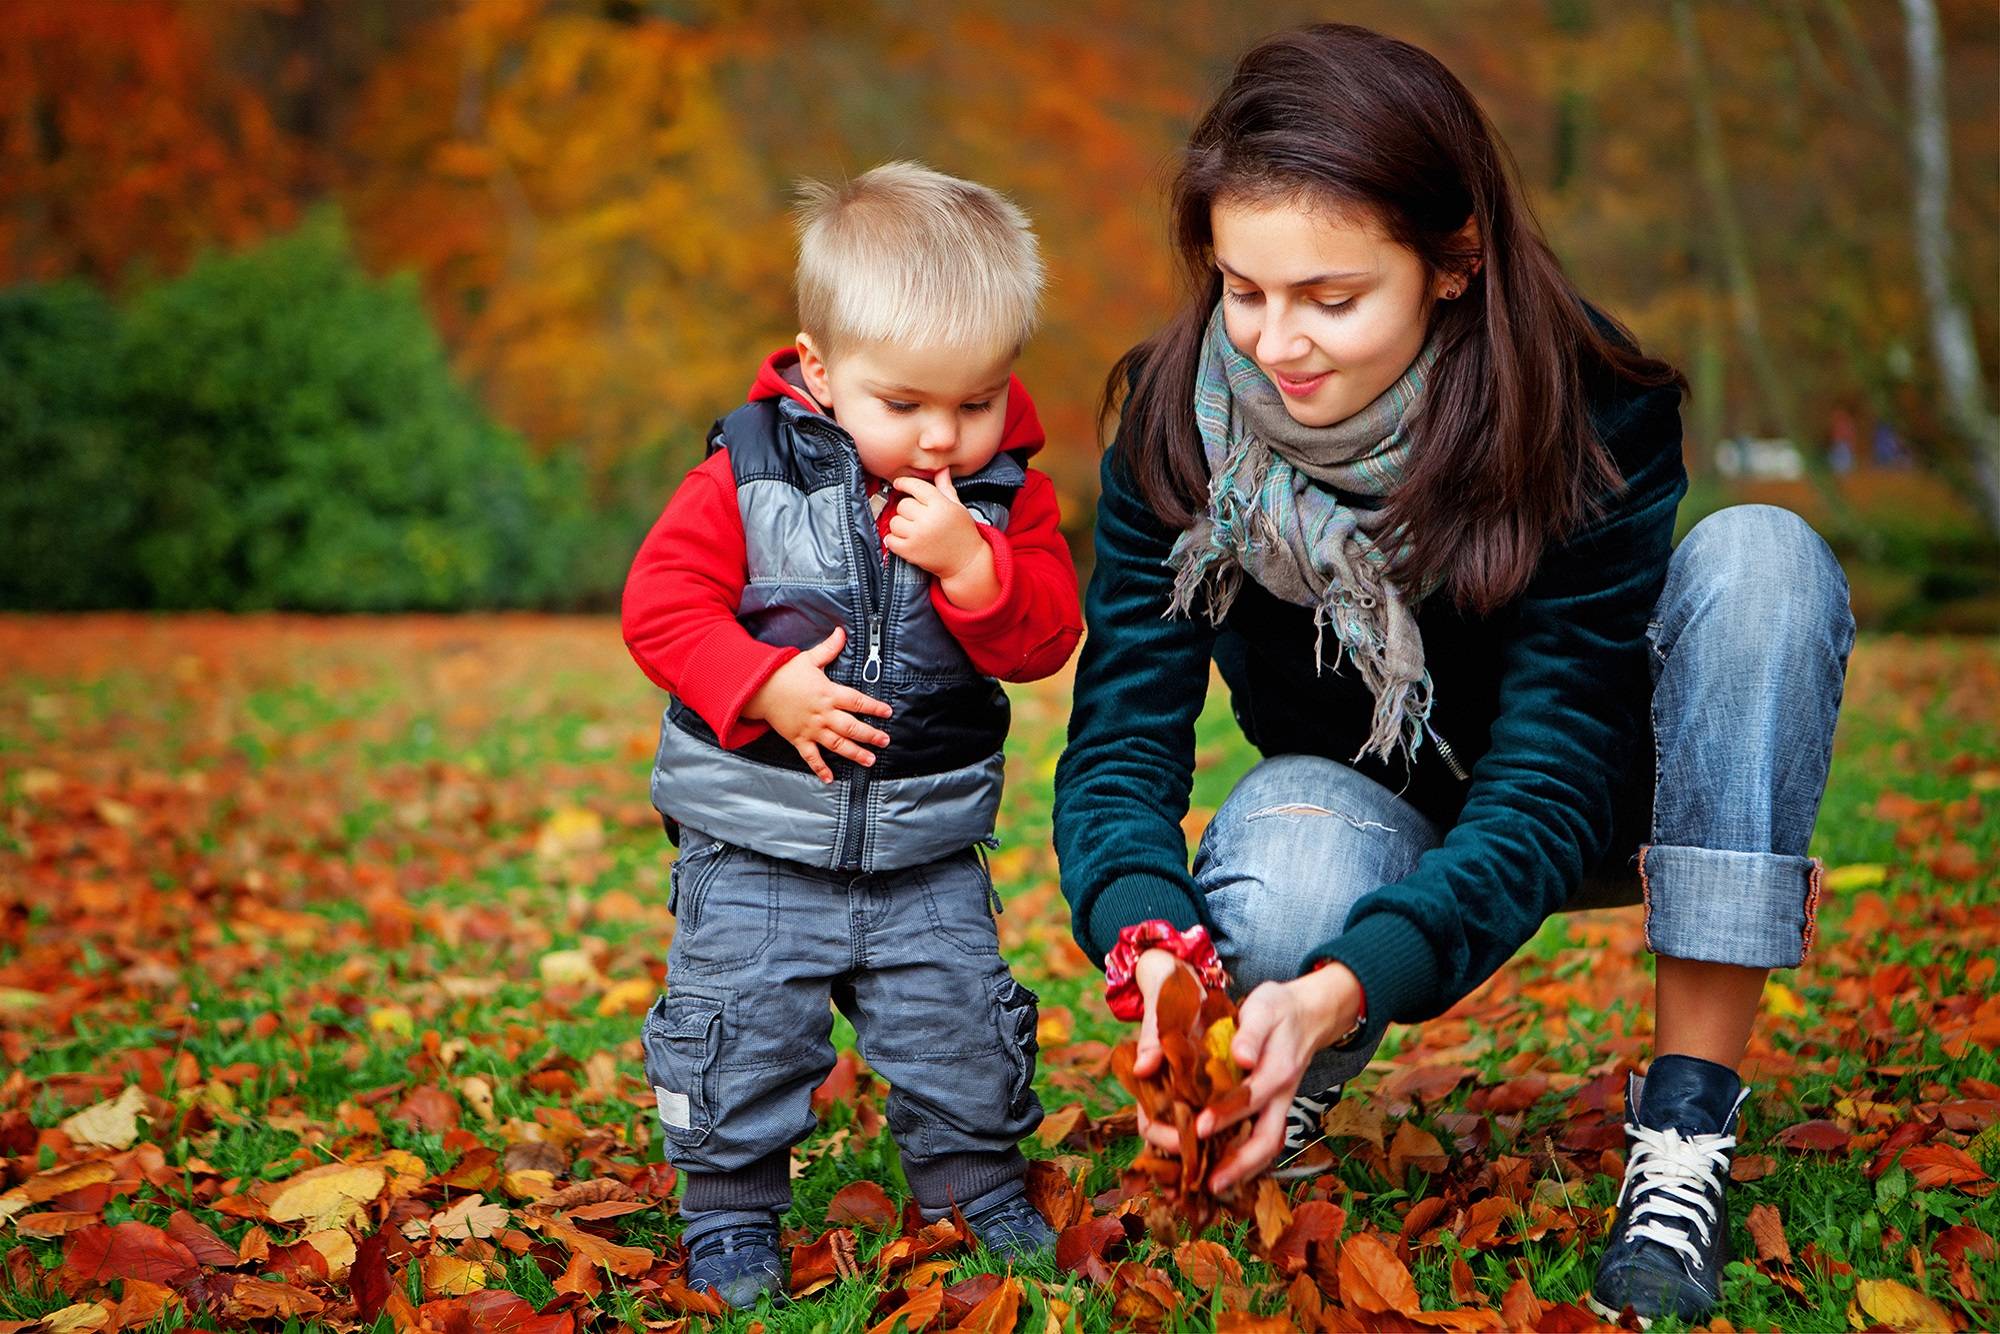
[1211,196,1447,428]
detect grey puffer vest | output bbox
[650,395,1026,872]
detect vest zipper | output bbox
[1431,728,1471,782]
[838,438,885,870]
[863,611,883,683]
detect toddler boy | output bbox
[621,163,1083,1307]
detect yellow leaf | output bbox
[369,1005,414,1038]
[376,1149,430,1198]
[1852,1279,1957,1331]
[59,1086,147,1151]
[266,1164,387,1230]
[303,1229,356,1281]
[595,977,655,1017]
[1204,1017,1238,1065]
[422,1254,489,1297]
[1824,863,1887,891]
[536,806,603,860]
[19,768,61,797]
[1762,980,1807,1020]
[503,1169,556,1200]
[459,1075,497,1124]
[538,949,602,987]
[38,1301,111,1332]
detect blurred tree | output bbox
[339,0,793,476]
[0,0,307,288]
[1901,0,2000,536]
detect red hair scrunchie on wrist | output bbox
[1102,919,1229,1021]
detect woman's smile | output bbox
[1270,366,1334,398]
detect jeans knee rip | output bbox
[1246,802,1398,834]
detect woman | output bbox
[1051,24,1854,1326]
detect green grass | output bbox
[0,617,1995,1331]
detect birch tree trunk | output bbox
[1900,0,2000,538]
[1672,0,1858,535]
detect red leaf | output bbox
[351,1230,398,1323]
[1337,1231,1420,1317]
[164,1210,237,1267]
[1499,1277,1542,1328]
[1775,1119,1851,1153]
[789,1228,860,1296]
[1455,1196,1521,1251]
[826,1181,898,1232]
[1268,1201,1346,1277]
[1747,1203,1791,1266]
[1055,1215,1128,1284]
[61,1222,199,1289]
[1899,1143,1989,1189]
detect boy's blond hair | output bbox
[794,161,1044,358]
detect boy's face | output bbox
[796,335,1015,482]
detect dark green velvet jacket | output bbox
[1052,364,1688,1035]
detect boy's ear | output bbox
[795,332,834,409]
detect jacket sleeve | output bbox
[930,468,1084,682]
[1305,385,1690,1031]
[1051,440,1222,965]
[620,449,798,749]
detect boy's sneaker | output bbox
[1271,1082,1344,1180]
[960,1183,1057,1261]
[685,1212,784,1309]
[1589,1055,1750,1328]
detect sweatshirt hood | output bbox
[745,346,1046,459]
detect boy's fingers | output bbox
[796,739,833,783]
[889,475,937,502]
[836,688,892,719]
[818,730,874,766]
[831,711,890,749]
[804,626,846,667]
[932,467,958,498]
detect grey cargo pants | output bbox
[642,829,1045,1219]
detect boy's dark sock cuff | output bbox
[680,1149,792,1215]
[905,1147,1025,1215]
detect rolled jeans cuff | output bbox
[1639,843,1825,968]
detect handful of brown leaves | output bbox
[1110,962,1259,1229]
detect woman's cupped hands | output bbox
[1123,948,1365,1194]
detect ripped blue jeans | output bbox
[1193,506,1857,1092]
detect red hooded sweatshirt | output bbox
[622,349,1083,749]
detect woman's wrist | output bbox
[1103,918,1228,1020]
[1296,959,1366,1049]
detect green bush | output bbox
[0,208,613,611]
[115,208,582,611]
[0,282,143,609]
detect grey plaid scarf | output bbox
[1166,304,1442,765]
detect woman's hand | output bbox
[1127,948,1194,1155]
[1198,962,1363,1192]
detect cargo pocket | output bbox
[641,993,723,1148]
[987,973,1041,1125]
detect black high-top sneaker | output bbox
[1271,1082,1345,1180]
[1589,1055,1750,1328]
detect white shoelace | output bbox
[1620,1122,1736,1267]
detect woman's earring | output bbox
[1444,284,1463,299]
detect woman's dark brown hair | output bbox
[1106,23,1686,614]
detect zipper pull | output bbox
[862,616,883,684]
